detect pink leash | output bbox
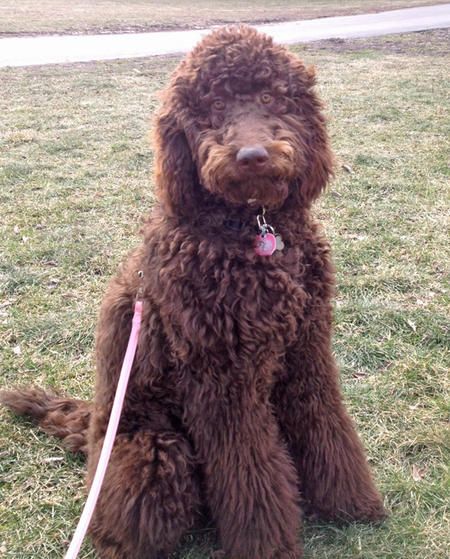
[64,300,143,559]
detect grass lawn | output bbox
[0,29,449,559]
[0,0,449,35]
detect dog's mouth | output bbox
[223,176,289,208]
[199,140,296,208]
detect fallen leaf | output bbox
[412,464,427,482]
[47,279,60,289]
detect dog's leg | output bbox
[86,274,201,558]
[86,426,200,559]
[184,378,302,559]
[272,314,386,523]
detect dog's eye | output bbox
[260,92,273,104]
[213,99,225,111]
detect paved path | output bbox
[0,4,449,68]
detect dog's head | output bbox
[154,26,333,215]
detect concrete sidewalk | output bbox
[0,3,449,68]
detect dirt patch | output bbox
[303,28,450,57]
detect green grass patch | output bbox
[0,31,449,558]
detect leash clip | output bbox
[136,270,144,302]
[257,208,274,237]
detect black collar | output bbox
[223,218,246,232]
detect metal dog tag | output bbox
[255,232,277,256]
[275,234,285,251]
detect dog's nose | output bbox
[236,145,269,167]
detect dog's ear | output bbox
[153,105,200,216]
[289,61,335,206]
[299,116,334,204]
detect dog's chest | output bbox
[156,248,307,366]
[226,259,305,333]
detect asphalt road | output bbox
[0,3,449,67]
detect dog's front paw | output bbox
[212,545,303,559]
[341,494,387,524]
[272,546,303,559]
[347,499,388,524]
[306,497,387,524]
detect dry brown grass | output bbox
[0,0,448,35]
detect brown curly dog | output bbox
[1,26,386,559]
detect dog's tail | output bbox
[0,387,91,454]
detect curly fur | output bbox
[1,26,386,559]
